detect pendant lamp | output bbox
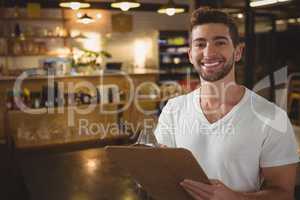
[157,0,185,16]
[111,0,141,11]
[77,13,94,24]
[59,0,90,10]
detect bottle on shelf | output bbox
[96,88,101,104]
[14,23,21,37]
[81,92,92,105]
[6,91,14,110]
[41,85,54,108]
[31,92,41,109]
[23,88,31,107]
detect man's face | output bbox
[188,23,243,82]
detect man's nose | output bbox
[203,43,217,57]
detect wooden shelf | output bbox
[14,130,129,149]
[136,95,186,103]
[160,62,192,67]
[162,71,198,75]
[1,52,71,57]
[160,51,188,55]
[159,44,189,48]
[0,17,68,22]
[0,35,83,40]
[7,102,127,114]
[159,31,192,82]
[1,54,51,57]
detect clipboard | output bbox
[105,146,209,200]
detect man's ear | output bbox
[234,42,244,62]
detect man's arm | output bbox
[241,164,297,200]
[181,164,297,200]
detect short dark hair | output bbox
[190,8,240,47]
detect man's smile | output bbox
[201,59,225,70]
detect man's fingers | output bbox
[181,179,215,194]
[158,144,167,148]
[183,187,206,200]
[180,181,213,199]
[209,179,223,186]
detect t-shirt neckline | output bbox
[193,86,249,127]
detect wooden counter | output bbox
[11,146,300,199]
[0,68,165,81]
[0,72,160,148]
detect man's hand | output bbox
[158,144,167,148]
[180,179,242,200]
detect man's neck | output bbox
[200,75,244,109]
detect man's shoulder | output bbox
[247,89,285,113]
[246,89,289,130]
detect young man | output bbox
[154,8,299,200]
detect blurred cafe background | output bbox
[0,0,300,199]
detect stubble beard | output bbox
[197,54,235,82]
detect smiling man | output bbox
[154,8,299,200]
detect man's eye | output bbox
[215,41,227,46]
[195,43,206,48]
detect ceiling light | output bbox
[76,12,82,18]
[237,13,244,19]
[157,0,185,16]
[250,0,292,7]
[77,13,94,24]
[250,0,277,7]
[276,19,286,25]
[96,13,102,19]
[111,0,141,11]
[59,0,90,10]
[288,18,296,23]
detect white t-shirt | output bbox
[154,87,299,192]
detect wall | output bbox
[1,1,193,71]
[105,11,190,70]
[0,9,69,71]
[63,8,192,71]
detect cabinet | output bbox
[0,74,159,149]
[158,30,198,81]
[0,9,77,75]
[0,17,71,55]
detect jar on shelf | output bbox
[14,23,22,37]
[38,42,47,54]
[31,92,41,109]
[6,91,14,110]
[26,41,35,54]
[24,26,35,37]
[12,41,22,55]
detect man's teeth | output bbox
[203,62,219,67]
